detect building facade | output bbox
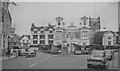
[79,16,91,45]
[0,1,13,56]
[30,16,101,48]
[20,35,30,47]
[102,31,114,46]
[30,23,55,47]
[89,17,100,44]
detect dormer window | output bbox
[41,31,44,33]
[23,40,24,42]
[49,30,53,33]
[34,31,37,33]
[108,37,111,39]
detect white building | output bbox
[79,16,91,45]
[30,16,101,48]
[54,26,64,45]
[102,31,114,45]
[65,23,80,44]
[30,23,55,46]
[20,35,30,47]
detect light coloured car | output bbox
[87,50,107,68]
[74,50,82,55]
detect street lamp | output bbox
[70,32,73,52]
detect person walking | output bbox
[15,49,18,58]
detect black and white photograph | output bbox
[0,0,120,70]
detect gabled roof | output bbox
[104,31,114,34]
[20,35,30,40]
[81,16,88,20]
[30,23,56,31]
[79,26,91,30]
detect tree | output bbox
[93,31,104,45]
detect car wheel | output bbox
[110,56,112,60]
[102,65,107,69]
[87,64,92,68]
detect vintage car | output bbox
[51,45,58,54]
[26,48,36,58]
[18,49,26,56]
[26,51,36,58]
[74,46,82,55]
[105,49,114,60]
[81,46,91,54]
[87,50,107,68]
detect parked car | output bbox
[51,45,58,54]
[74,46,82,55]
[87,50,107,68]
[26,48,36,58]
[105,45,118,52]
[82,46,91,54]
[105,49,114,60]
[18,49,26,56]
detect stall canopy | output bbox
[12,46,19,49]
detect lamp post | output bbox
[70,32,73,52]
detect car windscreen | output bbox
[91,51,104,57]
[105,50,112,54]
[75,46,81,50]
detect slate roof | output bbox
[30,23,55,31]
[81,16,88,20]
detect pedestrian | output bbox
[7,48,11,58]
[15,49,18,58]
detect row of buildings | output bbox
[30,16,100,47]
[23,16,119,48]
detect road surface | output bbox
[2,51,118,69]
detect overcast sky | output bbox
[9,2,118,35]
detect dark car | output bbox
[74,45,82,55]
[51,45,58,54]
[81,46,91,54]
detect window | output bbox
[48,35,53,39]
[34,31,37,33]
[33,40,38,44]
[49,30,53,33]
[83,20,86,25]
[108,41,111,45]
[40,40,45,44]
[108,37,111,39]
[40,35,45,39]
[23,40,24,42]
[40,31,44,33]
[33,35,38,39]
[26,43,28,46]
[23,43,25,46]
[27,40,28,42]
[48,40,53,45]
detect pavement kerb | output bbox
[2,56,16,61]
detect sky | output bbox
[8,1,118,35]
